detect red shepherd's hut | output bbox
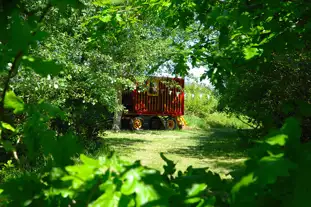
[122,77,186,130]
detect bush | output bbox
[184,82,251,130]
[184,82,218,118]
[184,113,250,130]
[0,153,230,207]
[218,52,311,136]
[184,114,208,129]
[205,113,250,129]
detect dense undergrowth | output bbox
[184,113,250,130]
[184,82,251,130]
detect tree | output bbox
[133,0,311,134]
[88,2,191,131]
[7,0,178,134]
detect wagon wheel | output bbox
[166,117,177,130]
[130,117,144,130]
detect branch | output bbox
[0,51,23,108]
[0,3,52,164]
[148,56,174,75]
[0,3,52,111]
[12,137,21,165]
[236,115,258,129]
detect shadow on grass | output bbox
[114,130,162,135]
[169,128,247,159]
[103,138,150,152]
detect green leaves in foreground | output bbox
[4,91,24,113]
[243,47,261,60]
[56,154,166,207]
[22,56,63,76]
[231,117,301,205]
[1,122,15,132]
[0,152,226,207]
[0,115,307,207]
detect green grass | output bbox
[101,129,248,178]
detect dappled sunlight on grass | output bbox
[101,128,248,178]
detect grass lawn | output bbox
[101,128,248,178]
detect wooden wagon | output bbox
[122,77,186,130]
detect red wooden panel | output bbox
[127,77,184,116]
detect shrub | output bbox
[184,113,250,130]
[184,82,218,118]
[0,153,230,207]
[184,114,209,130]
[205,113,250,129]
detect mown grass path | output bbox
[103,129,247,178]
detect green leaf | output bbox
[22,56,63,76]
[37,102,65,119]
[99,15,112,22]
[8,12,32,54]
[256,153,296,185]
[266,134,288,146]
[184,197,201,204]
[119,194,135,207]
[281,117,301,143]
[80,154,100,167]
[93,0,124,6]
[231,172,256,198]
[121,169,140,195]
[135,183,159,206]
[1,122,15,132]
[243,47,259,60]
[197,196,216,207]
[4,91,24,113]
[2,140,14,152]
[266,16,273,22]
[160,153,176,176]
[54,133,82,166]
[186,183,207,197]
[116,13,123,22]
[90,182,120,207]
[23,199,32,206]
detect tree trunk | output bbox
[112,88,123,132]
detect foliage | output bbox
[7,0,175,136]
[229,117,311,207]
[184,82,249,130]
[183,114,208,130]
[218,52,311,135]
[0,152,229,207]
[204,113,250,130]
[1,0,311,207]
[136,0,311,137]
[184,113,249,130]
[185,82,218,118]
[0,117,308,207]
